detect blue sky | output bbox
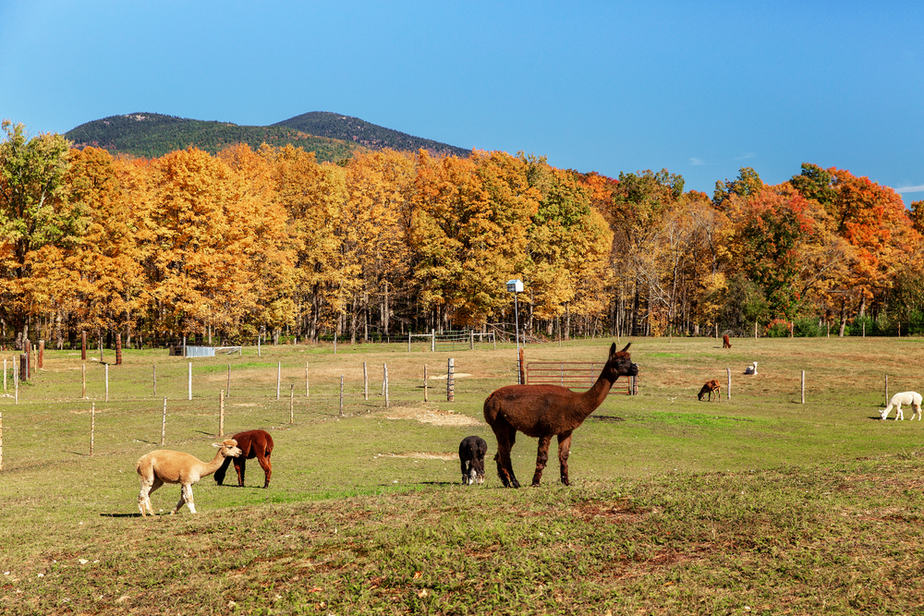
[2,1,923,201]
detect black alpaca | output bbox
[458,436,487,485]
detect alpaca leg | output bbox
[184,484,197,514]
[461,456,471,485]
[491,424,519,488]
[173,483,194,514]
[138,477,162,516]
[531,435,552,486]
[232,458,246,486]
[557,431,573,486]
[138,480,153,516]
[896,404,903,421]
[913,403,922,420]
[256,452,272,488]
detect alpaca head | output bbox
[603,342,639,382]
[214,439,243,458]
[879,407,890,420]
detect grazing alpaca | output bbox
[484,342,638,488]
[744,361,758,375]
[458,435,487,485]
[697,379,721,401]
[879,391,922,421]
[722,334,731,349]
[214,429,274,488]
[136,439,242,516]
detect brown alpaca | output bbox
[483,342,638,488]
[697,379,721,401]
[214,429,274,488]
[722,334,731,348]
[136,439,242,516]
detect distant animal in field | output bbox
[744,362,758,375]
[136,439,242,516]
[214,429,274,488]
[483,342,639,488]
[458,435,487,485]
[697,379,721,401]
[722,334,731,348]
[879,391,922,421]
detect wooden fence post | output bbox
[384,364,390,408]
[447,358,455,402]
[469,331,474,350]
[726,367,731,400]
[382,364,387,396]
[115,334,122,365]
[161,397,167,446]
[89,403,95,456]
[408,332,412,352]
[38,340,44,369]
[219,389,225,437]
[431,329,435,352]
[81,330,87,361]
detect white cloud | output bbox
[689,157,706,166]
[894,184,924,194]
[734,152,756,161]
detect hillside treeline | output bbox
[2,120,923,348]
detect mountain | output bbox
[274,112,469,158]
[65,113,361,162]
[65,112,469,161]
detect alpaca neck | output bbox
[576,373,616,419]
[200,449,230,478]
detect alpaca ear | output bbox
[620,343,631,353]
[212,442,221,448]
[609,342,617,356]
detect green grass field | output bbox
[0,336,921,615]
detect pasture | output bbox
[0,336,921,615]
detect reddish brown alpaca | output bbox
[214,430,274,488]
[697,379,721,401]
[722,334,731,348]
[483,342,638,488]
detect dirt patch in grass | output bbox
[380,405,482,427]
[376,452,457,460]
[573,498,657,523]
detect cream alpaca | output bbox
[136,439,242,516]
[879,391,922,421]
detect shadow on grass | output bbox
[590,415,625,422]
[100,512,143,518]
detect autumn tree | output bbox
[342,149,415,341]
[138,148,271,341]
[523,160,612,337]
[410,150,538,328]
[265,145,347,341]
[0,121,78,345]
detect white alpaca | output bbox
[136,439,242,516]
[744,361,758,375]
[879,391,922,421]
